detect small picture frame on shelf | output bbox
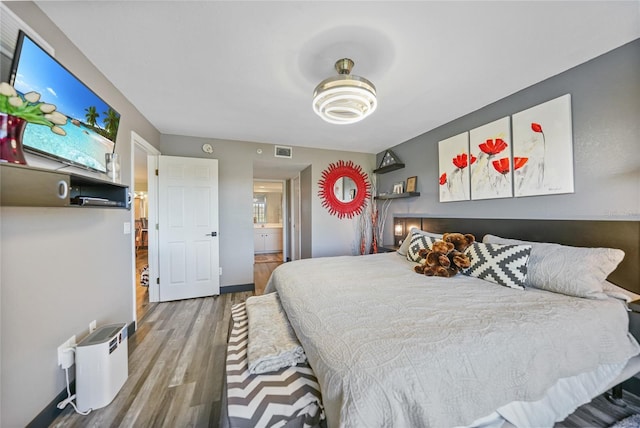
[406,176,417,193]
[393,182,404,194]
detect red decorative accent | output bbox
[492,158,511,175]
[318,160,371,219]
[370,210,378,254]
[439,172,447,185]
[513,157,529,170]
[452,153,475,169]
[531,123,543,133]
[0,113,28,165]
[479,138,508,156]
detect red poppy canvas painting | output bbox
[469,117,513,200]
[512,94,574,197]
[438,131,470,202]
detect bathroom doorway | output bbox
[253,179,284,294]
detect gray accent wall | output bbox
[1,3,161,427]
[377,38,640,247]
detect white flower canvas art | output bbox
[438,132,470,202]
[512,94,574,197]
[469,117,513,200]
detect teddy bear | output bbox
[414,240,455,276]
[442,232,476,253]
[414,233,476,278]
[442,232,476,272]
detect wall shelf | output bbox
[374,192,420,200]
[1,163,130,209]
[373,163,405,174]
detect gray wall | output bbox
[377,38,640,246]
[300,165,313,259]
[1,3,161,427]
[160,135,374,286]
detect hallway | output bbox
[135,248,152,320]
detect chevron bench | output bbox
[224,302,325,428]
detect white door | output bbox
[158,155,219,301]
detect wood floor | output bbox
[51,255,640,427]
[51,292,252,428]
[253,252,283,295]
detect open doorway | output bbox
[133,142,150,320]
[133,187,149,317]
[131,131,160,324]
[252,160,311,294]
[253,179,284,294]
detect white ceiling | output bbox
[35,1,640,155]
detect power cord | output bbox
[56,348,92,415]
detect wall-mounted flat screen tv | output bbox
[9,30,120,173]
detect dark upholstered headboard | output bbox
[393,217,640,294]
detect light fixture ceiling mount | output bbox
[312,58,377,125]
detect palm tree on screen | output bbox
[85,106,99,127]
[103,108,120,141]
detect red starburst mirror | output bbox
[318,160,371,219]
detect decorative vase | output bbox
[105,152,121,183]
[371,212,378,254]
[0,113,28,165]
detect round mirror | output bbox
[333,177,357,202]
[318,160,370,219]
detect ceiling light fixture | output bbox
[312,58,377,125]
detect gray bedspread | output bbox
[265,253,640,427]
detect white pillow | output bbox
[462,242,532,290]
[397,227,443,256]
[483,234,624,299]
[602,280,639,303]
[406,234,438,264]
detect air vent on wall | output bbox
[274,146,292,159]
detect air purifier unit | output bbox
[76,323,128,412]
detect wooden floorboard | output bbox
[51,258,640,427]
[254,252,283,295]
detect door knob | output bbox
[205,232,217,237]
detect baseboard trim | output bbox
[27,383,74,428]
[27,320,137,428]
[220,283,255,294]
[127,319,136,338]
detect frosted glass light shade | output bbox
[312,58,377,125]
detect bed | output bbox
[227,218,640,427]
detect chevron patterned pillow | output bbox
[462,243,532,290]
[406,233,438,263]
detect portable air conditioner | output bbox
[76,323,128,412]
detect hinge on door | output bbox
[156,277,160,285]
[155,169,159,176]
[156,223,159,230]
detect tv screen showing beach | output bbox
[10,31,120,173]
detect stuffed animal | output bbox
[442,232,475,252]
[414,241,454,275]
[414,233,476,278]
[442,232,475,273]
